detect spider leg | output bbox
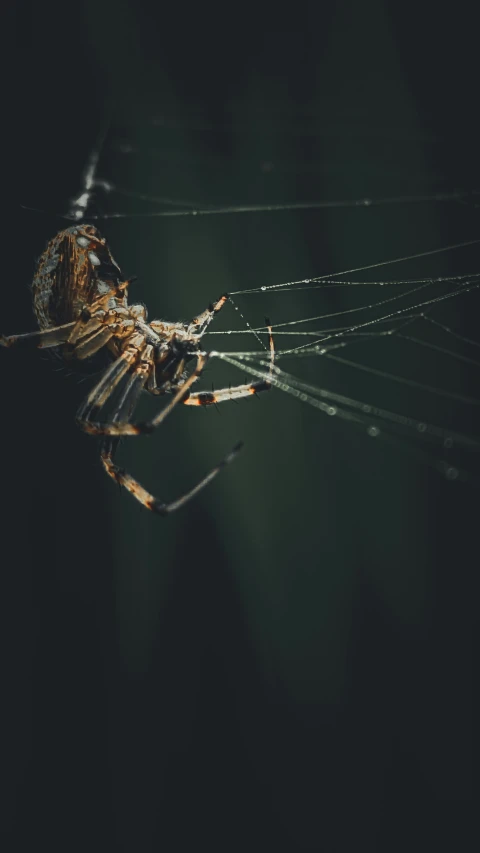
[1,321,77,349]
[114,358,153,423]
[96,358,153,484]
[2,308,108,352]
[184,319,275,407]
[89,348,242,514]
[100,433,243,515]
[66,315,103,346]
[73,325,115,360]
[99,353,156,495]
[76,333,147,432]
[146,362,161,394]
[189,293,229,337]
[184,378,271,405]
[80,352,208,436]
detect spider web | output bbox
[23,107,480,487]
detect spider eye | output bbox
[76,236,89,248]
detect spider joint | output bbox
[148,499,169,516]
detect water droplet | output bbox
[445,466,459,481]
[443,437,453,448]
[260,286,266,291]
[417,422,427,433]
[363,198,372,206]
[362,404,372,414]
[367,425,380,437]
[326,406,337,416]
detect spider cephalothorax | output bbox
[2,225,274,514]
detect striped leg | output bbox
[79,352,208,437]
[184,318,275,407]
[99,351,157,501]
[73,325,115,360]
[76,334,147,433]
[100,437,243,515]
[112,356,154,423]
[189,293,229,337]
[95,350,243,514]
[1,321,77,349]
[2,310,109,353]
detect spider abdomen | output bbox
[32,225,124,329]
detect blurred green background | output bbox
[4,1,477,850]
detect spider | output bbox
[1,224,275,515]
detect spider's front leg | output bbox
[188,292,229,336]
[183,318,275,407]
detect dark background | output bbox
[3,2,478,850]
